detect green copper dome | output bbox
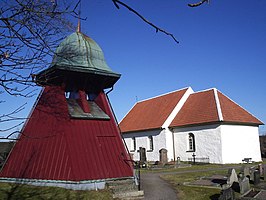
[36,32,121,92]
[51,32,116,74]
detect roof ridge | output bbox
[137,87,191,103]
[213,88,223,121]
[192,87,217,94]
[162,87,194,128]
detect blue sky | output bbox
[84,0,266,131]
[1,0,266,137]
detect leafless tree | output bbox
[0,0,80,139]
[0,0,209,140]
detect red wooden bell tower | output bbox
[0,31,133,190]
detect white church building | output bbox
[119,87,263,164]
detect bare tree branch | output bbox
[188,0,210,7]
[1,1,211,140]
[0,0,80,140]
[112,0,179,44]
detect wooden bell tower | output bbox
[0,31,133,190]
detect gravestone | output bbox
[175,156,181,168]
[258,164,263,176]
[253,170,260,185]
[176,157,181,165]
[239,177,250,194]
[263,164,266,180]
[227,168,239,186]
[139,147,146,165]
[218,187,235,200]
[249,167,256,182]
[241,165,250,178]
[159,148,168,165]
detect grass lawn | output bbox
[0,163,261,199]
[0,182,113,200]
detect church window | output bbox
[188,133,195,152]
[130,137,136,152]
[147,136,154,151]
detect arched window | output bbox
[147,136,154,152]
[130,137,136,152]
[188,133,195,152]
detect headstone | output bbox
[159,148,168,165]
[263,164,266,180]
[241,165,250,178]
[176,157,181,165]
[239,177,250,194]
[250,167,256,182]
[218,187,235,200]
[253,170,260,185]
[259,164,263,176]
[227,168,239,186]
[139,147,146,165]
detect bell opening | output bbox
[65,90,110,120]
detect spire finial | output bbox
[76,0,81,32]
[77,18,81,32]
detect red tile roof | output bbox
[119,88,189,133]
[218,91,263,125]
[170,89,219,127]
[120,88,263,133]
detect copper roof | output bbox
[36,32,120,92]
[119,88,189,132]
[120,88,263,133]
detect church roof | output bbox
[170,89,220,127]
[218,91,263,125]
[170,88,263,127]
[120,88,263,133]
[119,88,189,133]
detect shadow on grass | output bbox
[209,193,221,200]
[0,182,113,200]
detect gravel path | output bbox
[140,172,178,200]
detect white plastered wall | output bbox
[220,124,262,164]
[123,129,166,161]
[173,124,223,163]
